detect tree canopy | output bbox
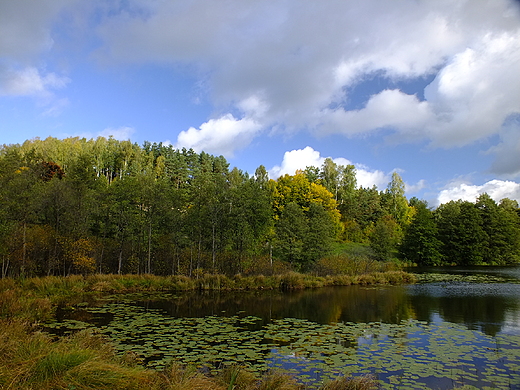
[0,136,519,277]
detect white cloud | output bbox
[437,179,520,205]
[487,115,520,178]
[269,147,324,178]
[98,127,135,141]
[356,169,389,190]
[0,0,75,113]
[90,0,520,171]
[174,114,262,156]
[423,31,520,147]
[268,146,390,189]
[405,179,427,195]
[321,89,431,136]
[0,66,70,97]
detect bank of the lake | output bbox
[3,268,520,389]
[0,270,413,390]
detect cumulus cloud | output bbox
[437,179,520,205]
[90,0,520,170]
[3,0,520,182]
[269,147,324,179]
[0,0,74,110]
[0,66,69,97]
[487,115,520,178]
[268,146,390,189]
[321,90,431,136]
[98,126,135,140]
[405,179,427,195]
[174,114,262,157]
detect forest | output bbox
[0,136,519,278]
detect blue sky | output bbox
[1,0,520,206]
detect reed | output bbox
[320,375,378,390]
[0,320,157,389]
[159,363,226,390]
[257,370,304,390]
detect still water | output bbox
[129,266,520,336]
[54,267,520,389]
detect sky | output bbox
[1,0,520,206]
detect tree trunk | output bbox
[118,242,124,275]
[147,219,152,274]
[22,221,27,276]
[212,224,216,271]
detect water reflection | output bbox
[406,284,520,335]
[134,266,520,336]
[136,286,414,326]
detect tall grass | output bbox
[313,254,399,277]
[0,320,381,390]
[0,320,157,390]
[321,375,378,390]
[0,267,415,389]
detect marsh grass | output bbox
[313,254,398,277]
[160,363,226,390]
[0,269,414,389]
[321,375,378,390]
[0,270,414,325]
[0,286,53,322]
[0,323,378,390]
[256,370,304,390]
[0,320,161,390]
[2,270,414,298]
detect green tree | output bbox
[399,198,442,265]
[274,202,308,268]
[370,215,400,260]
[319,158,340,200]
[476,194,520,264]
[302,203,337,267]
[436,200,486,265]
[383,172,413,228]
[303,166,320,184]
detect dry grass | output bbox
[0,270,415,389]
[0,320,157,390]
[0,320,383,390]
[321,375,379,390]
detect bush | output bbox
[313,254,397,277]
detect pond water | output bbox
[49,267,520,389]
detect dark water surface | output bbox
[51,267,520,389]
[128,266,520,336]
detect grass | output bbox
[0,320,381,389]
[2,270,415,296]
[321,375,378,390]
[0,269,415,323]
[0,266,415,389]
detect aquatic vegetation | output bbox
[412,272,520,284]
[1,319,376,390]
[44,301,520,389]
[321,375,377,390]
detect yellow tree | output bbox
[62,237,97,275]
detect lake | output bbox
[49,267,520,389]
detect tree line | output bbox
[0,137,519,277]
